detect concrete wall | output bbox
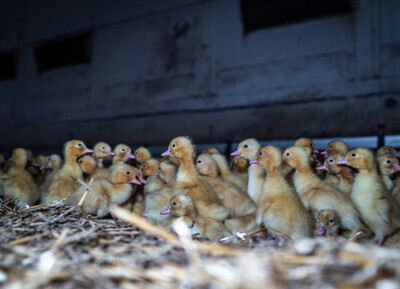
[0,0,399,152]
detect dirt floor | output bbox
[1,200,400,289]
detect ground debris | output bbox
[1,201,400,289]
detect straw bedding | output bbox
[1,200,400,289]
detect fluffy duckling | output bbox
[160,194,231,241]
[338,148,400,244]
[321,140,349,156]
[38,154,63,199]
[93,142,115,168]
[134,146,152,164]
[78,155,110,180]
[140,158,160,179]
[68,164,141,217]
[43,140,93,203]
[230,155,249,184]
[196,154,256,217]
[231,138,265,203]
[377,155,400,192]
[283,146,362,233]
[294,138,319,154]
[315,209,340,237]
[111,144,135,166]
[162,136,229,221]
[209,153,247,193]
[46,154,63,172]
[142,161,176,224]
[251,146,313,241]
[317,154,354,196]
[2,148,39,208]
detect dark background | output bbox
[0,0,399,154]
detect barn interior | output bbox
[1,1,400,288]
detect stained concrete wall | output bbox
[0,0,399,152]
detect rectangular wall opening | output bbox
[34,31,92,74]
[0,50,18,80]
[241,0,353,35]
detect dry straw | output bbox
[1,192,400,288]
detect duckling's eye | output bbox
[78,160,82,164]
[126,171,131,175]
[329,145,333,149]
[286,152,290,157]
[101,146,105,150]
[244,145,248,149]
[172,144,176,148]
[197,160,202,164]
[329,159,334,163]
[387,160,392,164]
[121,148,126,152]
[259,152,263,156]
[135,151,138,155]
[172,202,177,206]
[351,153,356,157]
[329,219,334,224]
[142,165,147,168]
[77,143,83,147]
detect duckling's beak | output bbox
[139,177,147,184]
[84,148,94,154]
[230,149,241,156]
[131,178,142,185]
[249,159,258,165]
[160,207,171,215]
[127,153,135,159]
[316,225,326,236]
[320,151,327,155]
[336,158,348,165]
[161,149,171,157]
[107,151,115,156]
[316,165,328,171]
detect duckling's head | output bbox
[344,148,376,172]
[49,154,63,170]
[163,136,195,160]
[231,138,260,161]
[282,146,309,169]
[140,158,159,177]
[134,146,152,164]
[203,147,220,155]
[376,146,398,158]
[166,194,195,217]
[255,146,282,172]
[159,161,177,185]
[113,144,134,160]
[316,209,340,236]
[323,154,345,174]
[377,155,400,176]
[64,140,92,159]
[77,155,97,175]
[230,155,249,173]
[35,155,46,169]
[294,137,315,152]
[111,164,140,185]
[195,154,218,177]
[325,140,349,156]
[93,142,113,159]
[11,148,28,168]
